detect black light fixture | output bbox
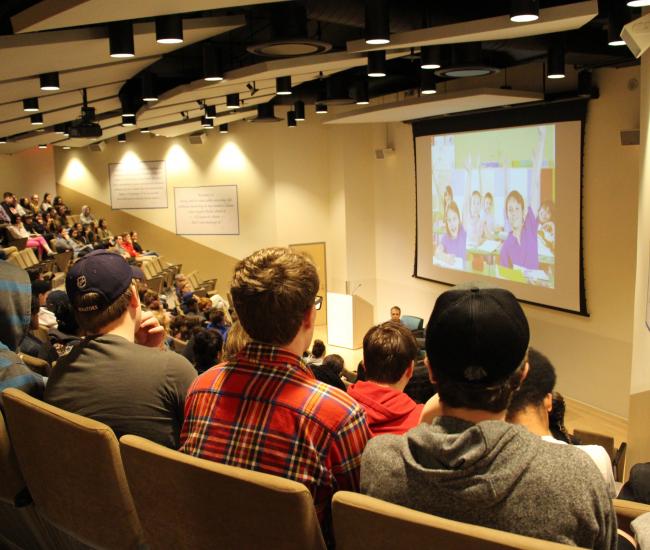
[354,81,369,105]
[140,127,151,133]
[577,70,593,97]
[0,137,7,144]
[294,100,305,120]
[23,97,39,112]
[627,0,650,5]
[201,116,214,128]
[122,114,136,126]
[421,70,437,95]
[118,134,127,143]
[510,0,539,23]
[121,97,136,117]
[141,73,158,102]
[367,50,386,77]
[365,0,390,45]
[287,110,297,127]
[205,104,217,119]
[155,14,183,44]
[109,21,135,58]
[219,123,229,134]
[608,3,627,47]
[40,72,60,91]
[546,43,565,79]
[420,46,442,70]
[38,144,47,150]
[315,103,328,114]
[54,123,66,134]
[30,114,43,125]
[252,102,282,122]
[276,76,292,95]
[226,93,240,109]
[203,44,223,81]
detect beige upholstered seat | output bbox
[120,434,326,550]
[332,491,581,550]
[2,388,145,550]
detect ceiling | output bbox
[0,0,639,153]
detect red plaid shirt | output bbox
[179,342,371,526]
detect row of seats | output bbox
[2,387,648,550]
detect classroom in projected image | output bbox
[430,124,556,288]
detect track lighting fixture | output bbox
[421,70,437,94]
[54,123,66,134]
[203,44,223,81]
[420,46,442,70]
[156,14,183,44]
[219,123,229,134]
[109,21,135,58]
[608,4,627,47]
[276,76,292,95]
[367,51,386,77]
[365,0,390,45]
[226,93,240,109]
[546,43,565,79]
[294,100,305,120]
[140,127,151,133]
[141,74,158,102]
[287,111,297,127]
[23,97,39,112]
[40,72,60,91]
[315,103,328,114]
[30,114,43,125]
[354,81,369,105]
[510,0,539,23]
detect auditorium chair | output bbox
[0,409,48,549]
[573,429,627,482]
[613,498,650,534]
[120,434,327,550]
[401,315,425,337]
[2,388,146,550]
[331,491,578,550]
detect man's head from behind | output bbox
[425,286,529,413]
[66,250,143,334]
[230,247,319,346]
[363,322,418,386]
[506,348,556,423]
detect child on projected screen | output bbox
[499,126,546,271]
[480,192,496,240]
[435,201,466,265]
[537,201,555,253]
[463,156,483,248]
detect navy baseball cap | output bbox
[66,250,143,312]
[425,286,530,384]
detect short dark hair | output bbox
[73,286,133,334]
[322,354,344,376]
[311,339,325,358]
[193,328,223,367]
[230,247,319,345]
[507,348,556,418]
[363,322,418,384]
[432,361,526,413]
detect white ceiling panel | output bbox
[0,133,65,155]
[346,1,598,53]
[0,57,158,106]
[324,89,543,124]
[0,15,245,82]
[12,0,284,34]
[0,96,120,139]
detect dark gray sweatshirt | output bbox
[361,416,616,549]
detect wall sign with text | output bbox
[174,185,240,235]
[108,160,167,210]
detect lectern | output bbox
[326,292,374,349]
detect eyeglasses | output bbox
[314,295,323,311]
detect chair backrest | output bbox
[613,498,650,533]
[573,429,616,461]
[141,260,156,280]
[401,315,424,331]
[9,237,28,251]
[53,249,72,273]
[2,388,145,550]
[146,276,164,294]
[332,491,578,550]
[120,434,326,550]
[21,248,39,268]
[0,411,27,506]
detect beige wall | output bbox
[54,67,639,417]
[1,145,56,199]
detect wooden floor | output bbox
[313,324,629,446]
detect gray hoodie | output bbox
[361,416,616,549]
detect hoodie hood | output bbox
[399,417,537,505]
[348,380,423,435]
[0,261,31,350]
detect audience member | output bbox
[305,338,326,366]
[361,286,616,549]
[32,279,56,329]
[8,215,55,258]
[390,305,401,323]
[207,308,229,342]
[79,205,95,225]
[46,290,82,358]
[348,322,422,435]
[403,359,437,404]
[221,320,250,361]
[191,328,223,374]
[1,192,18,223]
[180,247,370,541]
[506,347,617,497]
[39,192,53,213]
[0,260,44,409]
[44,250,196,448]
[311,354,347,392]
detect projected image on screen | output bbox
[430,125,556,288]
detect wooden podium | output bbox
[326,292,374,349]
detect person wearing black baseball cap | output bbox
[44,250,196,448]
[360,286,616,550]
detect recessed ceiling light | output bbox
[155,15,183,44]
[40,72,60,91]
[109,21,135,58]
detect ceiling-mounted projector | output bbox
[68,88,102,138]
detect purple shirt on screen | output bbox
[441,226,467,260]
[499,206,539,269]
